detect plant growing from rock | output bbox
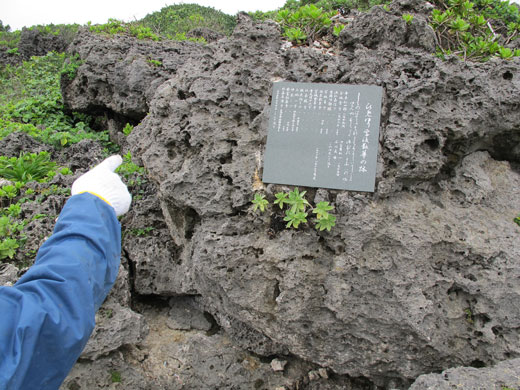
[333,24,346,36]
[0,215,26,260]
[430,0,520,61]
[277,4,334,44]
[402,13,414,24]
[252,188,336,231]
[252,193,269,212]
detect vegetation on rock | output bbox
[252,188,336,231]
[430,0,520,61]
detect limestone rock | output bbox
[61,28,207,122]
[409,358,520,390]
[60,3,520,388]
[127,12,520,387]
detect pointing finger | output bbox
[96,155,123,172]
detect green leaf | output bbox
[274,192,289,209]
[0,237,19,259]
[450,17,471,31]
[284,209,308,229]
[333,24,345,37]
[312,201,334,219]
[287,187,310,213]
[402,13,414,24]
[252,193,269,212]
[498,46,513,59]
[315,213,336,231]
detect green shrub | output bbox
[277,4,334,43]
[0,30,21,49]
[431,0,520,61]
[279,0,388,13]
[139,4,236,37]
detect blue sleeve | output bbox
[0,192,121,390]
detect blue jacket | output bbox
[0,193,121,390]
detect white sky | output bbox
[0,0,287,31]
[1,0,519,31]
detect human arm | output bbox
[0,155,131,389]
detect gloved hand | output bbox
[71,155,132,216]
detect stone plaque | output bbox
[262,82,383,192]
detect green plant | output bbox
[312,201,336,231]
[0,185,18,201]
[274,192,289,209]
[100,308,113,318]
[431,0,520,61]
[60,53,83,80]
[251,188,336,231]
[128,227,155,236]
[0,237,19,259]
[110,370,121,383]
[115,152,147,187]
[139,4,236,38]
[514,215,520,226]
[277,4,334,44]
[0,214,25,260]
[122,123,134,136]
[128,24,160,41]
[402,13,414,24]
[252,193,269,212]
[89,19,126,35]
[6,203,21,217]
[0,152,57,183]
[147,58,162,67]
[6,47,19,55]
[286,187,311,213]
[0,52,109,147]
[284,209,308,228]
[464,307,474,324]
[333,24,345,36]
[285,27,308,43]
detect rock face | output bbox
[409,358,520,390]
[18,27,69,60]
[62,1,520,388]
[61,29,206,122]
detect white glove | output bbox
[71,155,132,216]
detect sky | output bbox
[0,0,287,31]
[1,0,519,31]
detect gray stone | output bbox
[81,266,148,360]
[166,296,212,331]
[61,28,207,122]
[126,11,520,387]
[0,263,19,286]
[409,358,520,390]
[59,2,520,388]
[271,358,287,372]
[81,301,148,360]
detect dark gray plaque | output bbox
[262,82,383,192]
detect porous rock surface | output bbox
[409,358,520,390]
[61,28,206,122]
[62,1,520,388]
